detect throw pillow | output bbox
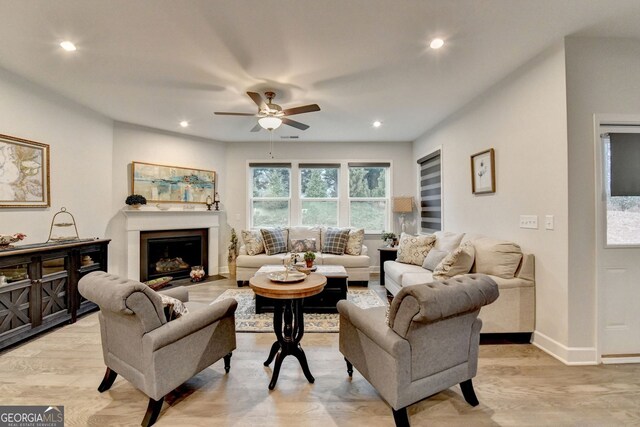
[290,238,317,253]
[471,237,523,279]
[260,228,288,255]
[433,231,465,252]
[241,229,265,255]
[422,249,449,271]
[160,293,189,321]
[322,227,350,255]
[396,232,436,266]
[345,228,365,256]
[432,242,475,281]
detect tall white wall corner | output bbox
[532,331,598,365]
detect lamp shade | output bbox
[393,196,414,213]
[258,116,282,130]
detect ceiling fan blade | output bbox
[282,104,320,116]
[282,117,310,130]
[247,91,266,110]
[214,112,256,116]
[250,123,262,132]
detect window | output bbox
[250,163,291,228]
[416,150,442,233]
[348,163,390,233]
[299,164,339,227]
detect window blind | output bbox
[609,133,640,196]
[417,150,442,233]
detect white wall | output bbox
[413,45,570,352]
[108,122,227,276]
[565,37,640,348]
[0,66,113,242]
[224,140,415,268]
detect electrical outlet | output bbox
[545,215,554,230]
[519,215,538,229]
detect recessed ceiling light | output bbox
[179,121,189,128]
[373,121,382,128]
[59,41,77,52]
[429,38,444,49]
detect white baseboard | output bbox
[532,331,598,365]
[602,356,640,364]
[218,267,229,275]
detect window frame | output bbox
[248,163,292,229]
[298,164,340,227]
[347,163,391,233]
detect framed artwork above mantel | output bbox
[131,161,216,204]
[471,148,496,194]
[0,133,50,208]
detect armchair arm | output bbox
[337,300,409,358]
[143,298,237,352]
[158,286,189,302]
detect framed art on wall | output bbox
[131,161,216,204]
[0,133,50,208]
[471,148,495,194]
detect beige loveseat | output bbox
[236,226,370,285]
[384,232,535,335]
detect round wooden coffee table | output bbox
[250,272,327,390]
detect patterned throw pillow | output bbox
[345,228,365,256]
[290,238,317,253]
[396,232,436,266]
[160,294,189,321]
[322,227,350,255]
[260,228,288,255]
[432,242,475,281]
[241,230,265,255]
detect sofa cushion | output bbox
[396,232,436,266]
[260,228,288,255]
[290,238,317,253]
[422,248,449,271]
[242,229,265,255]
[345,228,365,256]
[323,227,350,255]
[432,242,475,280]
[288,226,321,250]
[433,231,465,252]
[236,253,287,268]
[472,237,523,279]
[384,260,426,285]
[321,253,370,268]
[401,271,435,287]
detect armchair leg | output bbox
[97,368,118,392]
[224,352,232,373]
[460,379,480,407]
[344,358,353,377]
[141,397,164,427]
[392,406,410,427]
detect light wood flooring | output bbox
[1,276,639,426]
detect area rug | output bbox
[212,289,387,333]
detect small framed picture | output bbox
[470,148,495,194]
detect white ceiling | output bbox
[1,0,639,143]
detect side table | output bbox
[378,247,398,287]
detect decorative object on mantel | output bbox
[381,231,397,247]
[0,233,26,249]
[471,148,496,194]
[205,195,213,211]
[125,194,147,209]
[213,192,220,211]
[155,203,170,211]
[228,228,239,277]
[190,265,205,282]
[47,207,80,242]
[393,196,414,233]
[183,204,196,210]
[0,133,51,208]
[131,161,216,204]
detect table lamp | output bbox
[393,196,414,233]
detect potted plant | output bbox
[125,194,147,209]
[381,231,396,247]
[228,228,239,277]
[303,251,316,268]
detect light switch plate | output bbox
[519,215,538,229]
[545,215,554,230]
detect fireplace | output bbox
[140,229,208,281]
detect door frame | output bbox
[593,113,640,364]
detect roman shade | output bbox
[609,133,640,196]
[416,150,442,233]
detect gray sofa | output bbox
[339,274,499,426]
[384,232,535,334]
[236,226,370,284]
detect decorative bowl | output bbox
[0,233,26,248]
[268,271,307,283]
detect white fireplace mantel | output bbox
[123,209,221,281]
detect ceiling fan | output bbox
[214,91,320,132]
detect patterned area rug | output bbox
[212,289,387,333]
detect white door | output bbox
[596,122,640,362]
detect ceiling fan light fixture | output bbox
[258,116,283,130]
[430,38,445,49]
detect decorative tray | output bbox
[268,271,307,283]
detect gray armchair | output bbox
[78,271,237,427]
[338,274,499,426]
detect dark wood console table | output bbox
[378,247,398,287]
[0,239,110,351]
